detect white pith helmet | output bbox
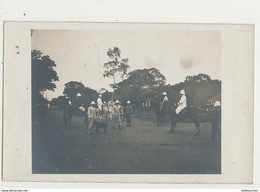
[127,100,131,104]
[214,101,221,107]
[91,101,95,105]
[180,90,185,95]
[99,94,102,97]
[103,101,106,104]
[163,92,167,96]
[115,100,120,104]
[79,106,85,112]
[77,93,81,97]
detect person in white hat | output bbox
[97,94,103,113]
[214,101,221,107]
[211,100,221,141]
[125,100,133,127]
[113,100,122,129]
[160,92,169,109]
[107,100,114,121]
[87,101,97,134]
[176,90,187,114]
[102,101,109,123]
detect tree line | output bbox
[32,47,221,120]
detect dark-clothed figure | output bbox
[211,101,221,141]
[125,100,133,127]
[160,92,168,109]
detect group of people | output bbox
[87,94,133,134]
[161,89,221,141]
[86,90,221,140]
[160,89,187,115]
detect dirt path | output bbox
[32,109,221,174]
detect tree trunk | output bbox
[112,76,116,102]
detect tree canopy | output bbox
[114,68,166,106]
[117,68,166,89]
[103,47,130,90]
[32,50,59,93]
[32,50,59,121]
[62,81,97,108]
[171,73,221,106]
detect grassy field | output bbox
[32,107,221,174]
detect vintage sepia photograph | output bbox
[31,28,221,174]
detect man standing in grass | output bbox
[125,100,133,127]
[87,101,97,134]
[113,100,122,129]
[211,101,221,141]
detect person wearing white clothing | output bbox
[176,90,187,114]
[87,101,97,134]
[108,100,114,120]
[97,94,103,112]
[113,100,122,129]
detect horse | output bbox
[63,104,87,128]
[154,97,200,135]
[154,99,171,126]
[169,103,200,135]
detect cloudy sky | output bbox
[32,29,221,100]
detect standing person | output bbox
[176,90,187,115]
[87,101,97,134]
[113,100,122,129]
[119,101,124,122]
[125,100,133,127]
[210,101,221,141]
[108,100,114,121]
[103,101,109,123]
[97,94,103,114]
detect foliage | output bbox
[32,50,59,122]
[102,91,113,102]
[114,68,166,107]
[117,68,166,89]
[103,47,130,90]
[63,81,85,99]
[56,81,98,108]
[168,74,221,107]
[50,96,68,108]
[32,50,59,93]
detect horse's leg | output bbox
[157,115,160,126]
[172,117,177,133]
[170,118,174,133]
[69,114,72,128]
[193,117,200,136]
[63,110,68,127]
[83,114,87,125]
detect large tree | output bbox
[103,47,130,101]
[115,68,166,106]
[51,95,67,109]
[32,50,59,121]
[62,81,97,108]
[173,73,221,107]
[63,81,85,99]
[117,68,166,88]
[32,50,59,93]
